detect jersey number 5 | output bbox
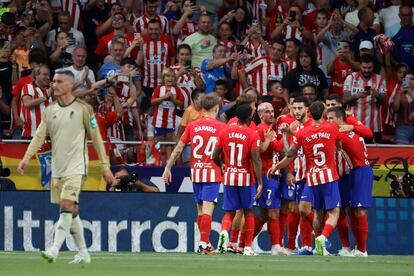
[313,143,326,166]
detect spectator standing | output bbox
[171,0,198,46]
[65,48,96,95]
[133,0,169,34]
[392,5,414,70]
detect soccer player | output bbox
[327,107,373,257]
[213,104,263,256]
[281,96,314,255]
[162,93,224,254]
[270,101,342,256]
[253,102,290,255]
[324,94,373,255]
[17,70,114,263]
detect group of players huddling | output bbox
[163,92,373,257]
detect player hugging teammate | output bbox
[165,95,373,257]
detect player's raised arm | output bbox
[17,113,49,175]
[163,141,186,184]
[268,144,297,177]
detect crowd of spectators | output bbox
[0,0,413,166]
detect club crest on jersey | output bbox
[90,116,98,128]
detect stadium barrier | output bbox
[1,142,413,196]
[0,191,412,255]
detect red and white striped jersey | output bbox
[115,83,137,126]
[256,123,283,174]
[141,34,174,88]
[251,0,268,20]
[343,72,387,132]
[244,57,288,96]
[235,64,252,98]
[284,58,297,72]
[216,123,261,186]
[61,0,82,30]
[294,121,340,186]
[336,149,352,177]
[170,64,199,92]
[170,19,198,46]
[338,130,370,168]
[217,39,236,57]
[245,40,267,59]
[292,119,313,181]
[180,117,225,183]
[20,83,50,137]
[98,102,125,140]
[151,85,185,129]
[281,25,303,41]
[133,14,169,34]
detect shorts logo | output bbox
[266,199,272,206]
[288,190,294,197]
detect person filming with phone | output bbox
[343,53,387,143]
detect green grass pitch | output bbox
[0,252,413,276]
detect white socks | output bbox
[51,209,73,252]
[71,214,87,254]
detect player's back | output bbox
[228,117,257,130]
[218,123,260,186]
[338,131,369,168]
[296,121,339,186]
[182,117,225,182]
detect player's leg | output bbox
[218,186,239,253]
[349,166,373,257]
[228,210,242,253]
[240,186,257,256]
[69,203,91,264]
[279,199,289,246]
[337,175,352,255]
[296,183,314,255]
[314,181,341,256]
[286,202,300,252]
[42,176,79,262]
[198,183,220,254]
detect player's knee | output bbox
[267,209,279,220]
[298,203,311,218]
[60,199,75,211]
[354,207,366,217]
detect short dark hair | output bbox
[201,93,221,111]
[236,104,253,122]
[317,8,329,17]
[327,106,346,121]
[267,80,282,92]
[177,43,192,55]
[285,38,301,47]
[302,83,317,92]
[148,19,161,26]
[215,79,228,90]
[120,57,137,67]
[309,101,325,120]
[293,96,310,107]
[29,48,48,65]
[54,69,75,81]
[191,90,203,102]
[360,54,374,64]
[272,39,286,48]
[358,7,372,20]
[325,93,342,103]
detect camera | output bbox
[390,173,414,198]
[116,173,139,191]
[184,59,192,70]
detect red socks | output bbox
[238,232,245,248]
[221,213,235,232]
[230,229,240,244]
[279,212,288,246]
[356,214,368,252]
[244,214,255,247]
[197,215,202,230]
[287,212,300,249]
[337,209,350,247]
[299,212,314,247]
[349,213,358,247]
[267,218,280,245]
[322,223,334,238]
[253,216,266,238]
[314,230,322,237]
[200,214,212,244]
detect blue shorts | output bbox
[300,184,313,204]
[256,174,281,209]
[154,127,175,136]
[280,174,306,201]
[339,174,351,208]
[193,182,220,204]
[310,181,341,210]
[223,185,254,211]
[350,166,373,208]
